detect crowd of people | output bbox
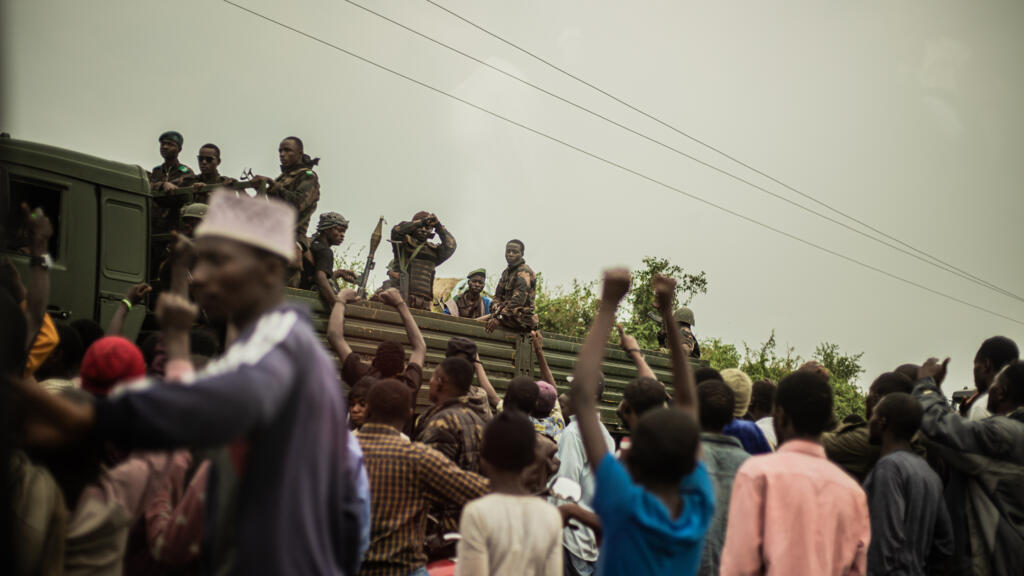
[2,133,1024,576]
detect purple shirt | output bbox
[96,304,360,575]
[722,419,773,454]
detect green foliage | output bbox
[739,331,801,383]
[814,342,867,421]
[535,275,599,339]
[332,244,366,289]
[622,256,708,350]
[699,338,741,371]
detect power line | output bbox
[422,0,1024,304]
[219,0,1024,327]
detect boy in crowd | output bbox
[456,411,563,575]
[571,270,714,575]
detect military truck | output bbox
[0,135,699,432]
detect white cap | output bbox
[195,189,296,261]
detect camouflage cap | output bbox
[316,211,349,232]
[158,131,184,146]
[466,268,486,279]
[180,203,208,221]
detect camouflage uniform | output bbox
[149,161,196,234]
[491,259,539,331]
[379,219,457,311]
[267,159,320,240]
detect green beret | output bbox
[158,131,184,146]
[466,268,486,279]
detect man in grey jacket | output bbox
[914,357,1024,576]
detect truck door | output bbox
[97,187,148,336]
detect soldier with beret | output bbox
[444,268,491,319]
[149,131,195,193]
[301,211,358,305]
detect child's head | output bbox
[504,376,539,414]
[481,410,536,481]
[625,407,700,488]
[533,381,557,418]
[371,341,406,378]
[348,377,376,429]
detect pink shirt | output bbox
[720,439,870,576]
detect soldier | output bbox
[157,203,207,292]
[183,143,236,203]
[253,136,320,240]
[377,211,456,311]
[485,239,538,333]
[150,131,197,235]
[301,211,358,305]
[149,131,195,193]
[444,268,491,319]
[652,306,701,359]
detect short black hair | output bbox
[366,378,412,422]
[349,377,376,404]
[445,336,477,363]
[977,336,1019,372]
[749,379,776,414]
[439,356,474,394]
[623,377,667,418]
[372,341,406,378]
[505,376,540,413]
[1001,360,1024,405]
[70,319,105,354]
[875,392,922,442]
[776,370,833,437]
[870,372,913,397]
[695,366,723,384]
[481,410,536,472]
[507,239,525,252]
[190,328,220,358]
[284,136,304,152]
[200,143,221,158]
[697,380,735,432]
[627,408,700,486]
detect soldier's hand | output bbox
[653,274,676,312]
[918,357,950,386]
[616,324,640,352]
[485,317,500,334]
[160,182,177,193]
[601,268,631,303]
[379,288,404,308]
[156,292,198,332]
[124,283,152,306]
[191,182,205,192]
[337,288,360,304]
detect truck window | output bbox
[3,175,62,258]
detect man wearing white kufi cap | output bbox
[16,190,369,575]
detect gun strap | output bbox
[398,239,428,274]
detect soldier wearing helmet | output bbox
[652,305,701,359]
[156,202,208,291]
[301,211,358,305]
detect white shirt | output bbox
[455,493,563,576]
[756,417,777,450]
[968,393,991,421]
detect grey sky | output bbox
[4,0,1023,391]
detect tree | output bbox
[535,275,599,339]
[700,337,741,371]
[739,331,801,384]
[814,342,866,421]
[333,244,366,289]
[622,256,708,349]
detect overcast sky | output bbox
[4,0,1022,391]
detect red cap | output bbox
[80,336,146,397]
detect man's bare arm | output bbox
[326,290,359,364]
[655,275,696,415]
[571,268,631,472]
[617,324,656,381]
[24,204,52,345]
[108,283,152,335]
[531,331,557,386]
[474,354,500,408]
[379,288,426,367]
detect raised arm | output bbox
[571,268,631,472]
[327,289,359,364]
[531,331,557,386]
[379,288,426,368]
[617,324,656,381]
[434,220,457,265]
[656,275,696,416]
[474,353,500,408]
[108,283,152,335]
[314,270,336,308]
[24,204,53,345]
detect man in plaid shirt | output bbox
[357,378,489,576]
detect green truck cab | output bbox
[1,135,696,432]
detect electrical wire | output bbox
[422,0,1024,303]
[219,0,1024,326]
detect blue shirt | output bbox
[593,454,715,576]
[722,419,773,454]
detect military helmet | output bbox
[673,306,695,327]
[180,203,208,221]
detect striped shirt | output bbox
[357,423,489,576]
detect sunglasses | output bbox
[197,155,218,162]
